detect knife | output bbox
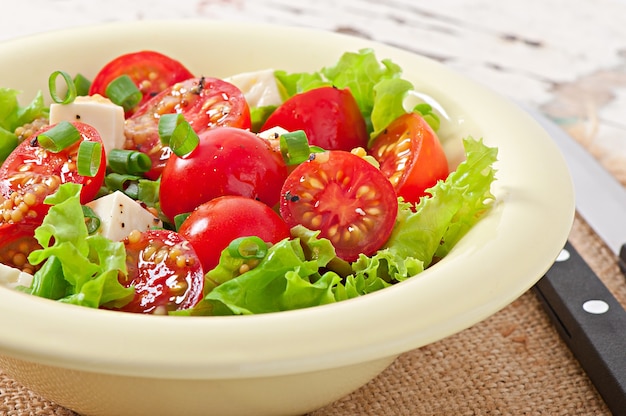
[525,107,626,415]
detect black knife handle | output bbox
[534,241,626,415]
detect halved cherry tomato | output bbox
[124,77,252,179]
[279,150,398,262]
[159,127,288,222]
[89,50,194,116]
[0,121,106,206]
[178,195,291,273]
[261,86,368,152]
[112,229,204,314]
[369,112,449,204]
[0,223,42,274]
[0,122,107,259]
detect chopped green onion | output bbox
[136,179,160,207]
[170,121,199,157]
[104,174,161,202]
[105,75,142,112]
[174,212,190,231]
[108,149,152,175]
[158,113,180,145]
[37,121,81,152]
[49,70,77,104]
[227,236,268,260]
[279,130,314,166]
[73,73,92,96]
[77,141,102,177]
[158,113,200,157]
[123,182,140,200]
[105,173,141,194]
[82,205,101,235]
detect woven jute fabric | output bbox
[0,215,617,416]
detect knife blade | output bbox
[524,107,626,415]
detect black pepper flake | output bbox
[75,114,81,120]
[284,191,300,203]
[30,137,39,147]
[192,77,206,95]
[121,222,125,228]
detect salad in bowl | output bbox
[0,20,573,416]
[0,47,497,316]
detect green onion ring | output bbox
[105,75,142,112]
[73,73,92,97]
[77,141,102,177]
[81,205,101,235]
[105,173,141,193]
[170,122,199,157]
[108,149,152,175]
[37,121,81,153]
[48,70,77,104]
[279,130,314,166]
[158,113,200,157]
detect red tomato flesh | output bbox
[0,121,106,206]
[159,127,288,222]
[0,223,42,273]
[113,229,205,314]
[178,195,291,273]
[89,50,194,116]
[279,150,398,262]
[369,112,449,204]
[261,86,368,152]
[124,77,252,179]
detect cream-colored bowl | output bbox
[0,20,574,416]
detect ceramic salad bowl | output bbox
[0,20,574,416]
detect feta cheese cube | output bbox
[224,69,284,108]
[87,191,162,241]
[257,126,290,141]
[49,95,125,155]
[0,262,33,289]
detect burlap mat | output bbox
[0,215,617,415]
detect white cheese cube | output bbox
[87,191,162,241]
[257,126,290,141]
[0,262,33,289]
[49,95,125,155]
[223,69,284,108]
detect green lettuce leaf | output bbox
[383,137,498,268]
[369,78,414,141]
[0,88,48,162]
[204,237,340,315]
[24,183,134,308]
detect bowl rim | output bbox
[0,19,574,379]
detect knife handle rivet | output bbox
[556,249,570,262]
[582,299,610,314]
